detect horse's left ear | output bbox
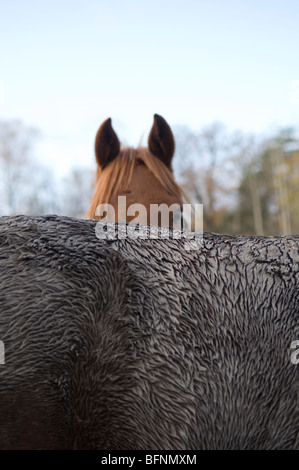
[95,118,120,170]
[148,114,175,168]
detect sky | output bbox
[0,0,299,176]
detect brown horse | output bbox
[86,114,185,227]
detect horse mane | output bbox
[86,146,185,219]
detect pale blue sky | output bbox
[0,0,299,175]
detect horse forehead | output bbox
[124,165,180,207]
[128,164,163,189]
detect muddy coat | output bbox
[0,215,298,449]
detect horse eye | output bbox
[122,190,132,194]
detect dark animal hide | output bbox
[0,215,298,450]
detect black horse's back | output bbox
[0,215,298,449]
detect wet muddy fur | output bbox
[0,215,298,449]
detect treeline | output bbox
[0,118,298,235]
[173,122,299,235]
[0,119,94,220]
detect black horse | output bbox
[0,215,298,449]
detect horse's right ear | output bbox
[95,118,120,170]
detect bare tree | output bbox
[0,119,59,216]
[59,167,96,219]
[173,122,252,233]
[0,120,37,214]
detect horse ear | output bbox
[148,114,175,168]
[95,118,120,170]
